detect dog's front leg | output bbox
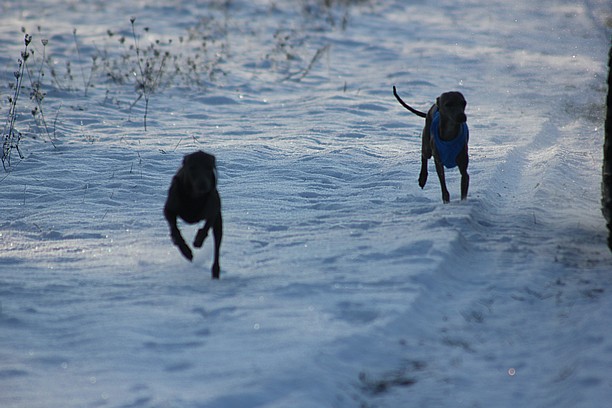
[457,150,469,200]
[211,213,223,279]
[434,158,450,203]
[194,219,212,248]
[460,166,469,200]
[165,210,193,261]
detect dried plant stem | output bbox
[131,17,150,131]
[284,44,330,82]
[73,28,89,96]
[1,35,30,170]
[129,17,168,131]
[23,39,56,148]
[24,59,53,146]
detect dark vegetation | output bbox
[355,360,426,405]
[1,30,56,170]
[603,41,612,251]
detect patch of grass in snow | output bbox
[1,0,373,167]
[2,29,57,170]
[357,360,426,398]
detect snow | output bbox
[1,0,611,407]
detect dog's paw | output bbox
[194,230,207,248]
[211,263,220,279]
[418,173,428,189]
[178,242,193,261]
[183,249,194,261]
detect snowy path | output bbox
[1,0,611,407]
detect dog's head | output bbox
[437,92,467,123]
[181,150,217,197]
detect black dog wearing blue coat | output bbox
[393,86,469,203]
[164,151,223,278]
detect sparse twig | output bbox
[159,138,183,154]
[73,28,87,93]
[23,39,55,148]
[52,103,62,140]
[284,44,330,81]
[129,17,168,131]
[2,34,30,170]
[72,28,97,96]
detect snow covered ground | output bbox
[1,0,611,407]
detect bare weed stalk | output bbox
[2,34,30,170]
[129,17,169,131]
[23,38,55,147]
[2,31,60,170]
[285,44,330,81]
[73,28,98,96]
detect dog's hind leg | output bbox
[419,128,432,189]
[419,155,429,189]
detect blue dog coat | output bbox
[431,110,469,169]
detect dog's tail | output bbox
[393,86,427,118]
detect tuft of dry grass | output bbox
[2,33,32,169]
[1,0,371,160]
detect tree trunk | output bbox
[603,42,612,251]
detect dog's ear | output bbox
[208,154,218,185]
[204,152,216,169]
[205,153,214,165]
[182,153,192,166]
[436,96,441,107]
